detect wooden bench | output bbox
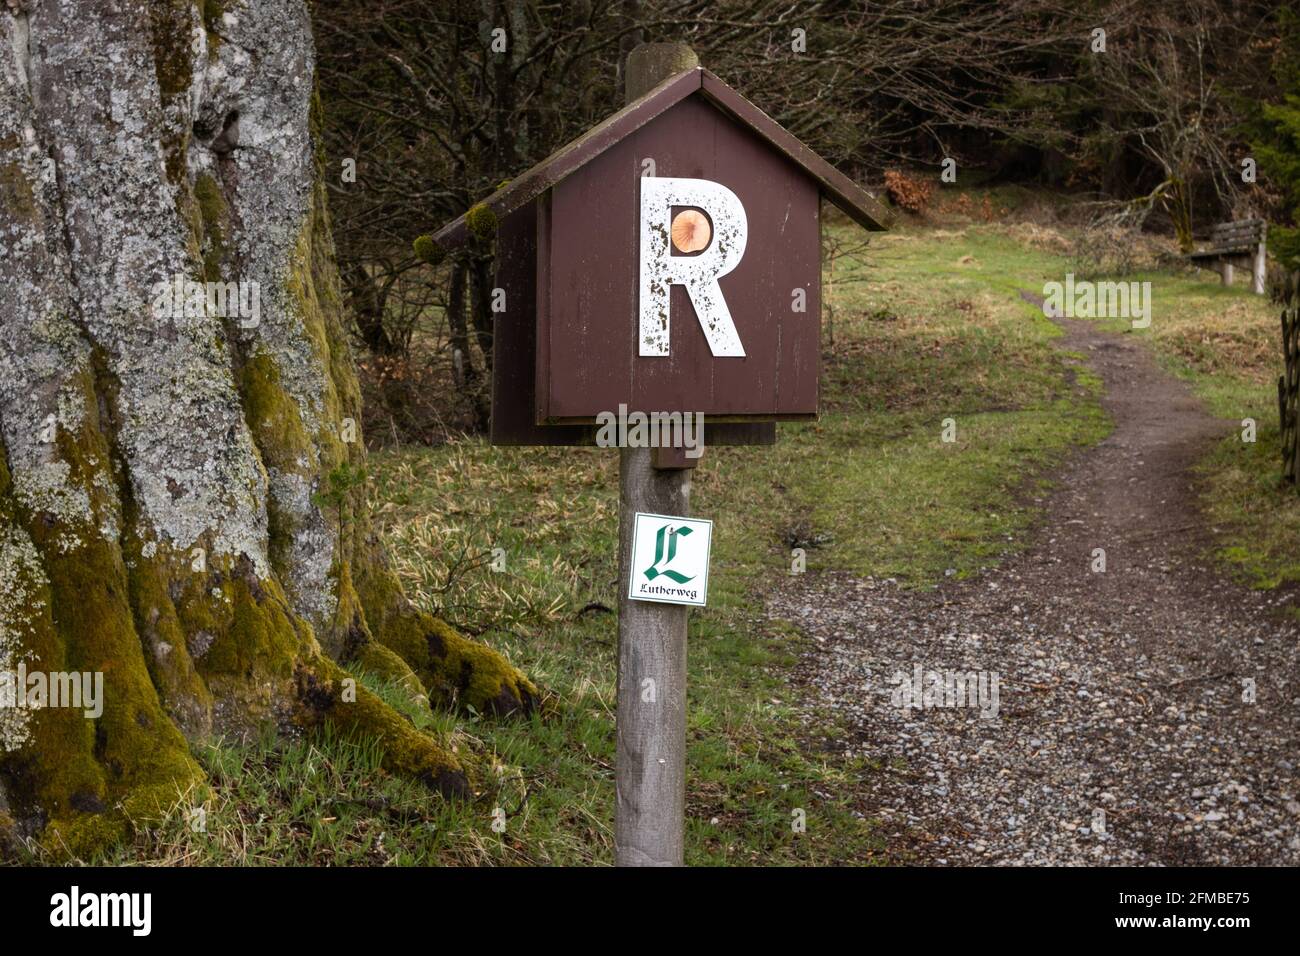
[1188,218,1267,294]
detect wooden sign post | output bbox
[616,450,691,865]
[614,45,696,866]
[429,42,890,866]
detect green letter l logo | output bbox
[643,524,694,583]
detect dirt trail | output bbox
[771,299,1300,865]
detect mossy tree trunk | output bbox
[0,0,536,859]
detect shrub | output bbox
[883,170,936,214]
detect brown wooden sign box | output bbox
[435,67,890,447]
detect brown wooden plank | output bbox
[1209,220,1266,241]
[535,192,552,427]
[1190,243,1258,259]
[491,202,595,445]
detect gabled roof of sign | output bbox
[432,67,892,247]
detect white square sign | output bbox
[627,512,713,607]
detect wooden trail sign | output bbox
[432,43,889,866]
[435,56,890,444]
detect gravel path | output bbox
[771,299,1300,865]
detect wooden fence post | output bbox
[1280,271,1300,487]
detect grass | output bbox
[359,217,1110,866]
[105,199,1286,867]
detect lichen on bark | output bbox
[0,0,537,860]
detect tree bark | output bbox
[444,258,489,431]
[0,0,536,859]
[342,261,398,358]
[468,253,495,373]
